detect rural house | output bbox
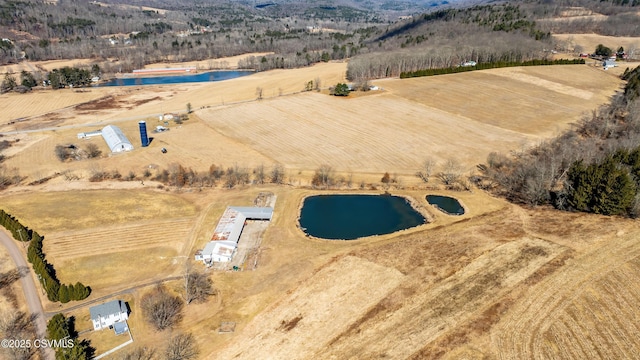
[603,60,618,70]
[89,300,129,333]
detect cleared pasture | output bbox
[0,189,197,232]
[0,88,110,125]
[214,256,406,360]
[379,65,622,136]
[554,33,640,55]
[1,64,622,179]
[197,92,535,172]
[44,217,194,261]
[0,61,347,132]
[321,238,564,359]
[51,246,180,300]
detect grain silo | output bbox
[138,121,149,147]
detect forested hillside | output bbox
[347,0,640,80]
[0,0,637,78]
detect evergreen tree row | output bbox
[47,313,94,359]
[566,150,639,216]
[0,209,33,242]
[399,59,585,79]
[0,209,91,303]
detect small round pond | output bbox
[299,194,426,240]
[426,195,465,215]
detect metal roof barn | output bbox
[101,125,133,153]
[197,206,273,264]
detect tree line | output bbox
[479,65,640,217]
[0,0,374,73]
[0,209,91,302]
[400,58,585,79]
[47,313,93,360]
[346,30,546,81]
[565,149,640,215]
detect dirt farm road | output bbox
[0,229,54,360]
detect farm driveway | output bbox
[0,229,54,360]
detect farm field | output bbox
[0,63,624,180]
[198,92,534,172]
[2,57,640,360]
[554,33,640,56]
[0,61,348,131]
[207,193,640,359]
[379,65,623,137]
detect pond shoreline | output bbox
[297,193,427,241]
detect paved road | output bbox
[0,229,54,360]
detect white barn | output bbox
[196,206,273,264]
[101,125,133,153]
[89,300,129,332]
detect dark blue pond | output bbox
[100,70,254,87]
[426,195,465,215]
[299,194,426,240]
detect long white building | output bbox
[101,125,133,153]
[196,206,273,264]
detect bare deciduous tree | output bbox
[312,164,335,189]
[117,347,155,360]
[140,286,184,331]
[85,143,102,158]
[183,265,215,305]
[0,311,36,360]
[224,164,250,189]
[416,157,436,183]
[270,164,285,184]
[0,267,28,290]
[54,145,71,162]
[0,165,21,190]
[438,158,464,185]
[314,77,321,91]
[253,164,266,185]
[164,333,199,360]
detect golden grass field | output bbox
[0,62,624,182]
[2,53,640,359]
[554,33,640,55]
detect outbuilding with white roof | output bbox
[101,125,133,153]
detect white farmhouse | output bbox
[89,300,129,333]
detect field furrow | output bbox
[45,217,194,260]
[545,322,588,359]
[199,92,534,173]
[320,238,563,359]
[494,231,640,360]
[379,65,622,137]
